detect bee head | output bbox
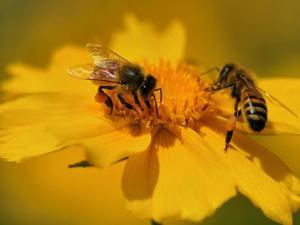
[140,75,157,98]
[218,63,236,84]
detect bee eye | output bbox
[140,75,156,98]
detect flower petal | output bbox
[232,133,300,196]
[200,121,297,225]
[254,135,300,179]
[0,94,98,127]
[110,14,185,63]
[227,149,293,225]
[122,127,236,222]
[206,115,300,190]
[4,46,96,97]
[254,78,300,178]
[0,124,62,162]
[82,124,151,168]
[0,93,124,161]
[259,78,300,115]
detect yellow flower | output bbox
[1,14,300,225]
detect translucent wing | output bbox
[257,87,298,118]
[67,64,94,79]
[86,43,129,67]
[67,64,121,83]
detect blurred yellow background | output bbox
[0,0,300,225]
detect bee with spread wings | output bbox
[67,44,162,116]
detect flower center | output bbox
[99,61,215,129]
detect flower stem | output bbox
[151,220,162,225]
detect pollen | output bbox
[101,61,215,129]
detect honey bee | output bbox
[67,44,162,116]
[207,63,297,150]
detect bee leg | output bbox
[132,91,143,111]
[144,98,151,111]
[98,86,116,115]
[144,97,159,117]
[152,94,159,117]
[117,94,136,111]
[224,98,241,151]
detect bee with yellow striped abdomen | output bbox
[208,63,296,150]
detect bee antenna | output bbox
[152,93,159,117]
[200,66,220,76]
[153,88,163,103]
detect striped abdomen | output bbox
[242,88,268,132]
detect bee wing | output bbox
[257,87,298,118]
[86,43,129,67]
[67,64,95,79]
[67,64,121,83]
